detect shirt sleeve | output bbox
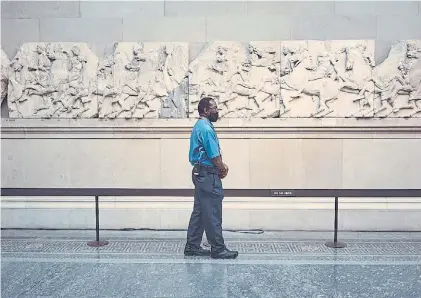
[201,128,220,159]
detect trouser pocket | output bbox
[193,172,215,194]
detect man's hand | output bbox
[211,156,228,179]
[219,163,229,179]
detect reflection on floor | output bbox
[2,230,421,298]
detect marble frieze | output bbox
[7,43,98,118]
[189,41,281,118]
[4,40,421,119]
[96,42,189,119]
[1,49,10,104]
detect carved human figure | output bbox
[9,53,44,109]
[39,45,90,118]
[252,62,283,117]
[115,43,149,118]
[26,45,58,115]
[403,41,421,117]
[122,42,184,119]
[231,60,255,97]
[279,44,314,117]
[198,46,235,116]
[7,43,98,118]
[331,43,376,118]
[141,45,175,116]
[160,44,176,108]
[220,59,257,117]
[101,42,188,119]
[248,44,276,68]
[335,45,372,88]
[353,44,375,68]
[7,57,25,117]
[96,57,122,119]
[378,59,413,111]
[280,45,307,77]
[407,41,421,60]
[244,42,281,118]
[1,49,10,104]
[130,46,175,118]
[54,45,96,118]
[29,45,53,83]
[189,41,280,118]
[356,40,421,118]
[8,57,25,100]
[288,51,340,117]
[64,46,87,84]
[49,83,91,118]
[280,46,294,77]
[280,41,377,118]
[160,44,188,116]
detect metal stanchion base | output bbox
[325,240,347,248]
[87,240,109,247]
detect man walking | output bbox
[184,97,239,259]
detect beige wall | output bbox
[1,118,421,230]
[2,118,421,189]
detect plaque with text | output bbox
[271,190,296,197]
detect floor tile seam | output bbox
[3,252,421,257]
[3,239,421,243]
[3,249,420,254]
[3,257,421,266]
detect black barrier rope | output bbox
[119,228,264,234]
[3,188,420,249]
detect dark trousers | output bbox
[186,166,225,252]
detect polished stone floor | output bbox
[2,230,421,298]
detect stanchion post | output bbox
[87,195,109,247]
[325,196,346,248]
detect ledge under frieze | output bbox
[2,118,420,140]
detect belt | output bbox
[193,163,219,175]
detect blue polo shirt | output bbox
[189,118,220,167]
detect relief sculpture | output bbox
[1,49,10,104]
[4,40,420,120]
[280,40,375,118]
[7,43,98,118]
[97,42,188,119]
[188,41,280,118]
[365,40,421,118]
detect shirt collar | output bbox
[199,117,214,129]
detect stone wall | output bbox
[1,1,421,230]
[2,1,421,59]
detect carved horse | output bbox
[280,51,341,118]
[333,45,376,117]
[403,56,421,117]
[356,41,421,118]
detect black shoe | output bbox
[211,248,239,259]
[184,245,211,257]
